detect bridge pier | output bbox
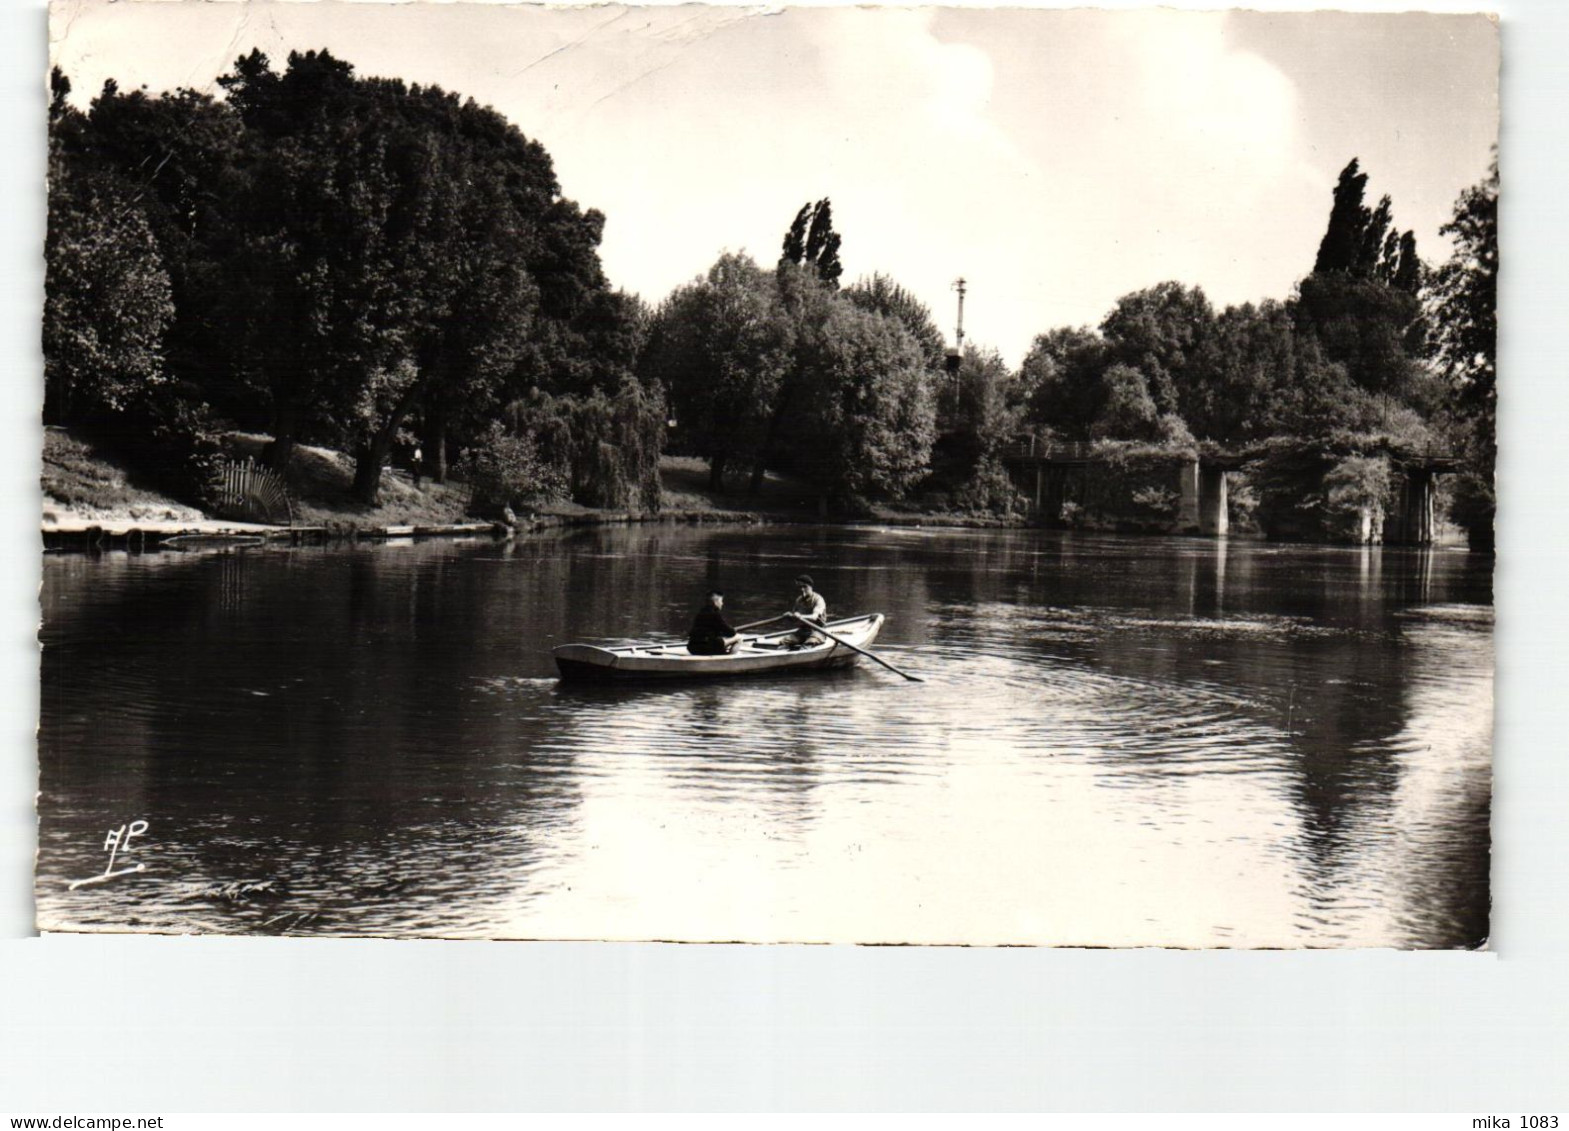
[1383,470,1436,546]
[1001,440,1454,545]
[1026,463,1081,523]
[1200,467,1229,536]
[1353,504,1385,544]
[1177,459,1230,536]
[1176,459,1200,532]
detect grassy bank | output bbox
[224,433,473,530]
[40,428,836,532]
[41,427,1031,535]
[42,427,211,526]
[43,427,476,531]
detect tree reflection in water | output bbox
[37,528,1492,946]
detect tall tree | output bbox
[1427,157,1498,546]
[1313,159,1372,276]
[1297,158,1426,401]
[1429,159,1498,445]
[1312,159,1422,288]
[779,198,843,288]
[1099,281,1213,422]
[639,252,793,490]
[1018,326,1110,441]
[784,299,935,503]
[74,82,258,425]
[215,50,615,502]
[44,134,174,425]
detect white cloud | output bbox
[44,3,1494,366]
[533,8,1046,357]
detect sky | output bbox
[46,1,1498,368]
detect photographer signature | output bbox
[67,819,148,890]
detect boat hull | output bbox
[553,614,884,682]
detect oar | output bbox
[732,616,786,633]
[792,614,924,683]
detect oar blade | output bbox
[793,614,923,683]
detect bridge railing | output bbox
[1000,438,1095,462]
[1001,437,1461,468]
[1390,446,1461,466]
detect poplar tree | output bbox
[1296,158,1425,401]
[779,198,843,288]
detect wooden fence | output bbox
[211,458,295,526]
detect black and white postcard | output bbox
[36,1,1498,949]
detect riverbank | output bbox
[42,428,1021,546]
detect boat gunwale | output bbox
[559,613,882,658]
[552,614,884,679]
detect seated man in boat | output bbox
[687,590,741,656]
[783,574,828,647]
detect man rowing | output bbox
[748,574,828,648]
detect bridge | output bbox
[1000,438,1461,545]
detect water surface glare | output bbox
[37,525,1493,946]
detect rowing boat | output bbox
[553,613,885,681]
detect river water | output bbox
[35,525,1493,947]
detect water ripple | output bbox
[36,530,1494,946]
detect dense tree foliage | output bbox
[844,272,947,372]
[640,253,793,490]
[784,294,935,503]
[1020,158,1441,455]
[456,420,566,517]
[47,50,660,510]
[44,72,1490,541]
[922,345,1023,513]
[1004,155,1476,543]
[64,81,254,422]
[1090,363,1160,441]
[44,141,175,424]
[1018,326,1110,440]
[1427,157,1498,547]
[214,49,612,501]
[44,70,231,504]
[1099,282,1214,419]
[649,255,934,508]
[1312,160,1421,289]
[1296,158,1427,402]
[1185,301,1294,440]
[504,378,666,511]
[937,346,1015,465]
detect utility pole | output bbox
[944,277,967,381]
[952,277,967,354]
